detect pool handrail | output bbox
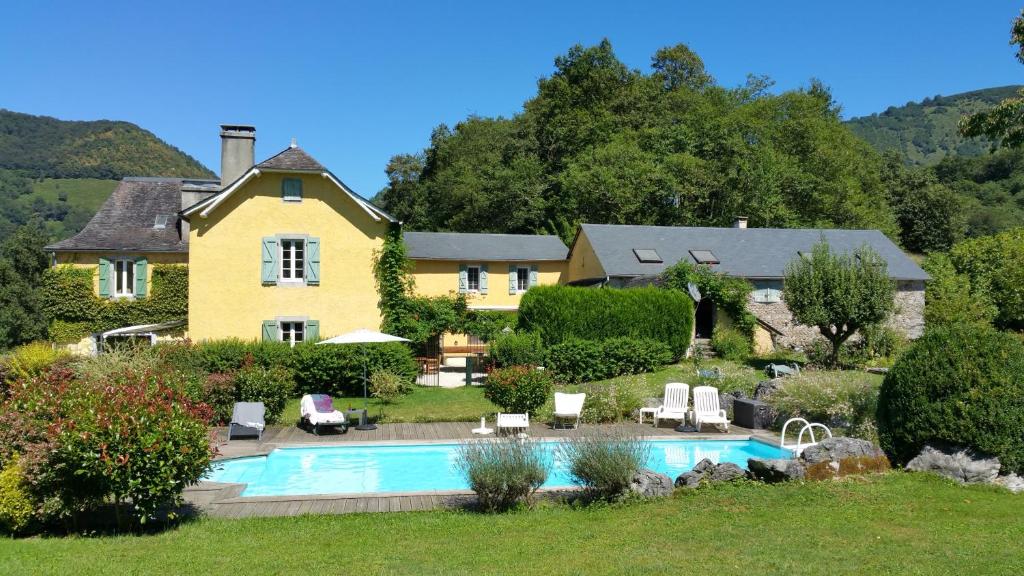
[780,417,833,455]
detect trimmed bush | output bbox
[710,327,751,361]
[488,331,544,368]
[545,339,604,384]
[455,439,549,512]
[370,370,406,405]
[194,339,293,374]
[202,373,236,425]
[0,455,34,535]
[518,285,694,358]
[877,325,1024,474]
[546,338,672,384]
[290,342,417,397]
[484,366,554,414]
[556,429,651,499]
[233,365,294,423]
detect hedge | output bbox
[546,337,673,384]
[518,285,694,358]
[877,324,1024,474]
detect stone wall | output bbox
[742,279,925,351]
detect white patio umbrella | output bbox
[317,329,410,430]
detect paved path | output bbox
[187,422,778,519]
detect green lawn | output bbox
[3,474,1022,575]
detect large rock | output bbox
[906,444,1001,484]
[753,379,783,402]
[800,437,890,480]
[674,458,747,488]
[747,458,806,483]
[630,469,674,498]
[994,473,1024,494]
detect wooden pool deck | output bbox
[186,421,778,519]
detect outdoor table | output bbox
[345,408,369,428]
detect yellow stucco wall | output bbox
[410,259,565,308]
[566,230,606,283]
[53,252,187,295]
[187,172,390,341]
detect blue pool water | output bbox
[208,439,792,497]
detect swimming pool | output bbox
[208,439,792,497]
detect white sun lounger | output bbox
[654,383,689,427]
[692,386,730,432]
[300,394,348,435]
[553,392,586,429]
[496,413,529,435]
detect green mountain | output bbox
[846,86,1022,165]
[0,109,214,179]
[0,109,215,242]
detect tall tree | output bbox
[0,219,50,349]
[960,9,1024,147]
[651,43,712,91]
[784,242,895,367]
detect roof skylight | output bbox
[633,248,663,263]
[689,249,719,265]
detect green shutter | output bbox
[261,237,278,285]
[282,178,302,201]
[458,264,468,293]
[98,258,111,298]
[529,264,539,287]
[262,320,278,341]
[479,264,489,294]
[305,237,320,285]
[509,264,517,294]
[305,319,320,342]
[134,257,148,297]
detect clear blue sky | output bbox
[3,1,1022,196]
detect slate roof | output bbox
[255,146,325,171]
[576,223,929,281]
[404,231,569,261]
[46,178,218,253]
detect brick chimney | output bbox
[220,125,255,187]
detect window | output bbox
[279,321,305,347]
[689,249,720,265]
[282,178,303,202]
[153,214,169,229]
[516,266,530,291]
[280,239,305,282]
[114,259,134,297]
[633,248,663,263]
[467,266,480,291]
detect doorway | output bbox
[695,299,715,339]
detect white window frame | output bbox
[466,265,481,292]
[516,266,530,292]
[279,321,305,347]
[279,238,306,284]
[113,258,135,298]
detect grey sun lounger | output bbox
[229,402,266,440]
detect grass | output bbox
[2,473,1022,575]
[281,384,496,424]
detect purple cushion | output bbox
[311,394,335,413]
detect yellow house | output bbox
[181,129,396,344]
[404,231,568,355]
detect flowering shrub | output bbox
[484,365,554,414]
[0,366,215,530]
[579,375,646,423]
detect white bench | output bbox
[496,413,529,435]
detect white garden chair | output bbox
[552,392,586,429]
[654,383,689,427]
[692,386,730,432]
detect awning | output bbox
[100,319,186,338]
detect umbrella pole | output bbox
[356,343,376,430]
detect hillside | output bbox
[846,86,1022,165]
[0,109,214,179]
[0,109,215,243]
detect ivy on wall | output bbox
[372,226,516,346]
[660,261,757,338]
[41,264,188,343]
